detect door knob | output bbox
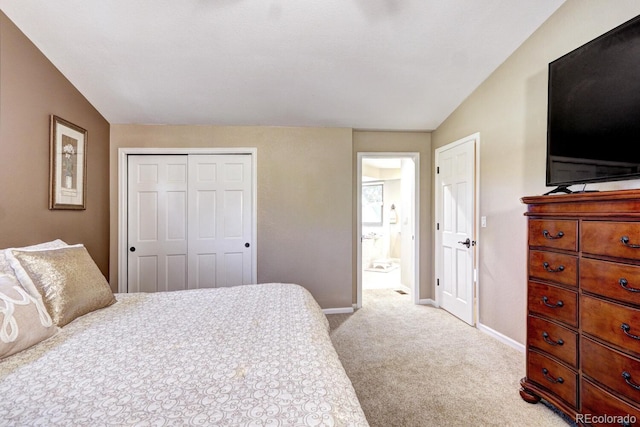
[245,242,250,248]
[458,238,471,248]
[129,247,136,252]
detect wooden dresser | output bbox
[521,190,640,426]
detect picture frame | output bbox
[49,115,88,210]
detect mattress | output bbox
[0,283,368,426]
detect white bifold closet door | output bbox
[127,154,252,293]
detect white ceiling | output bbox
[0,1,565,130]
[364,158,401,169]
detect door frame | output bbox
[356,152,420,308]
[434,133,480,324]
[118,147,258,293]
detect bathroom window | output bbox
[362,182,383,226]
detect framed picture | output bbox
[49,115,87,210]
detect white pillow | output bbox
[0,239,68,276]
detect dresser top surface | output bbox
[522,189,640,217]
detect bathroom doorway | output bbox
[356,153,419,307]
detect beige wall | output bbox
[0,12,110,276]
[352,131,432,301]
[432,0,640,344]
[110,125,354,309]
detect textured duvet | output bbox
[0,283,368,426]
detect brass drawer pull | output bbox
[543,230,564,239]
[622,371,640,390]
[542,296,564,309]
[621,323,640,340]
[542,368,564,384]
[619,278,640,293]
[620,236,640,249]
[542,262,565,273]
[542,331,564,346]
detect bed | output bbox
[0,241,368,426]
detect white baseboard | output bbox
[419,298,438,307]
[323,307,354,315]
[478,322,525,353]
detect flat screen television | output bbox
[546,14,640,193]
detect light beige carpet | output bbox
[327,289,572,426]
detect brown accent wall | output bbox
[0,12,110,278]
[110,125,353,309]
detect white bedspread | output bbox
[0,283,368,426]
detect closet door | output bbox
[127,155,188,292]
[126,153,254,293]
[188,154,253,288]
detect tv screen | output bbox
[546,14,640,189]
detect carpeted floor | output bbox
[327,289,572,426]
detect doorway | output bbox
[356,153,420,308]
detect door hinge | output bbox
[437,166,440,174]
[436,222,440,230]
[437,278,440,287]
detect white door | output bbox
[127,154,253,292]
[400,158,416,292]
[436,136,476,325]
[128,155,189,292]
[188,154,253,288]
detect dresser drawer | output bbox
[581,378,640,426]
[528,219,578,251]
[581,258,640,306]
[582,221,640,261]
[529,250,578,287]
[528,350,577,408]
[528,281,578,327]
[582,337,640,405]
[582,295,640,356]
[527,315,577,367]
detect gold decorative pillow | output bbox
[7,244,116,327]
[0,274,57,359]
